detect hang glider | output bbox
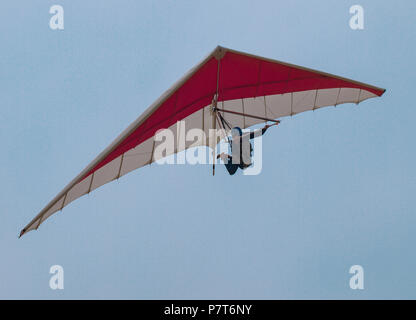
[19,46,385,237]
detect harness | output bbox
[217,112,252,167]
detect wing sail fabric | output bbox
[20,46,385,237]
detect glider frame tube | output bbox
[214,107,281,124]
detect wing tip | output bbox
[375,87,387,97]
[19,228,26,238]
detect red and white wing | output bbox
[20,46,385,237]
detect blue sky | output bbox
[0,0,415,299]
